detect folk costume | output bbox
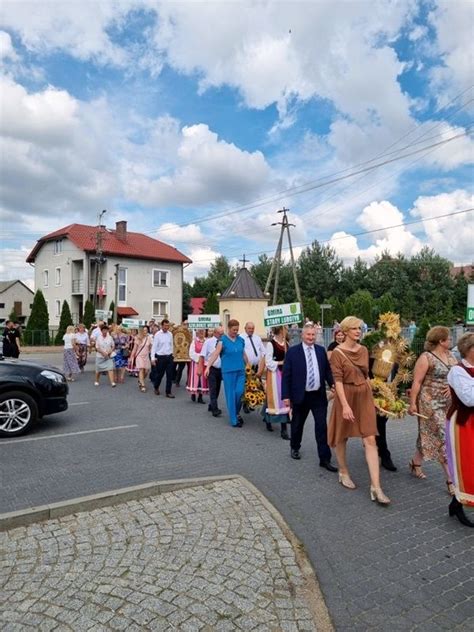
[263,338,290,438]
[187,337,208,402]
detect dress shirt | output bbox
[152,330,173,356]
[200,336,221,369]
[303,342,321,392]
[242,332,265,367]
[447,360,474,407]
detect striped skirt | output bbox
[263,368,290,424]
[63,349,80,375]
[446,411,474,507]
[186,360,208,393]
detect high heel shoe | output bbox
[408,459,427,479]
[448,497,474,527]
[370,486,391,505]
[338,473,356,489]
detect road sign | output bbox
[188,314,221,329]
[121,318,147,328]
[467,284,474,325]
[320,304,332,309]
[94,310,112,321]
[264,302,302,327]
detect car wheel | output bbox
[0,391,39,437]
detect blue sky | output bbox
[0,0,472,284]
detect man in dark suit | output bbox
[282,322,337,471]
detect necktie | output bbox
[306,346,316,389]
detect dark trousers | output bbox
[174,361,187,385]
[208,366,222,412]
[153,354,174,394]
[376,414,391,459]
[290,390,331,462]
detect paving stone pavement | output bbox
[0,479,330,632]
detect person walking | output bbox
[282,322,337,472]
[408,326,457,493]
[2,320,21,358]
[205,319,247,427]
[446,333,474,527]
[328,316,390,505]
[130,327,152,392]
[263,325,290,440]
[75,323,89,372]
[187,329,208,403]
[94,324,116,387]
[151,319,175,398]
[200,326,223,417]
[63,325,80,382]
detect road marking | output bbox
[69,402,90,406]
[0,425,138,444]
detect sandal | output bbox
[446,481,455,496]
[409,459,427,479]
[338,472,356,489]
[139,384,147,393]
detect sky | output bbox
[0,0,473,287]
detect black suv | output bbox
[0,358,68,437]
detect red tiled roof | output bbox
[117,306,139,316]
[26,223,192,264]
[190,297,206,314]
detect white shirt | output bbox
[242,332,265,367]
[63,333,76,350]
[201,336,221,369]
[75,331,89,345]
[96,334,115,355]
[152,330,173,356]
[448,361,474,407]
[90,327,101,342]
[303,342,321,391]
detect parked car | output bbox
[0,358,68,437]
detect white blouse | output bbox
[63,333,76,350]
[447,361,474,407]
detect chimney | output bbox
[116,220,127,242]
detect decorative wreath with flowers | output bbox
[242,365,266,409]
[362,312,415,418]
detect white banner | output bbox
[187,314,221,329]
[121,318,147,328]
[264,302,302,327]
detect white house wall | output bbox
[0,283,34,324]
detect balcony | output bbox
[72,279,84,294]
[89,280,108,295]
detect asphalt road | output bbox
[1,353,473,630]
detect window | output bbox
[43,270,49,287]
[55,267,61,286]
[54,240,63,255]
[152,300,169,318]
[118,267,127,304]
[0,303,4,309]
[55,300,61,318]
[152,269,169,287]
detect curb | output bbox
[0,473,334,631]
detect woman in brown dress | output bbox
[408,326,457,493]
[328,316,390,505]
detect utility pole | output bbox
[113,263,119,323]
[93,209,107,310]
[264,208,303,306]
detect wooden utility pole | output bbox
[264,208,302,306]
[93,209,107,310]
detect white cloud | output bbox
[184,246,221,282]
[125,123,272,207]
[155,223,204,244]
[0,29,17,61]
[0,246,34,284]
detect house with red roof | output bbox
[26,221,192,325]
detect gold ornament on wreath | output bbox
[363,312,414,419]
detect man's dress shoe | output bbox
[291,449,301,460]
[319,461,338,472]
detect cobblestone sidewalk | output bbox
[0,479,331,631]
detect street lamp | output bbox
[320,303,332,334]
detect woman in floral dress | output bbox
[409,326,457,493]
[111,324,130,383]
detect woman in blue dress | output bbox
[206,319,248,427]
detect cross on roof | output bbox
[239,254,249,268]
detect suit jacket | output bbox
[281,342,334,406]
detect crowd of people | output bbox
[3,314,472,524]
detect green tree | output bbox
[202,293,219,314]
[452,269,469,321]
[24,290,49,345]
[340,257,370,297]
[251,255,297,305]
[83,300,95,328]
[344,290,375,325]
[377,292,395,316]
[182,281,193,319]
[407,248,454,323]
[54,300,73,344]
[411,316,430,356]
[298,241,343,303]
[192,256,236,297]
[302,297,320,323]
[8,307,17,322]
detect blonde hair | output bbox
[424,326,450,351]
[339,316,362,333]
[457,333,474,359]
[66,325,75,334]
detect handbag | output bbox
[122,348,130,358]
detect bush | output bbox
[54,300,73,345]
[83,300,95,329]
[24,290,50,345]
